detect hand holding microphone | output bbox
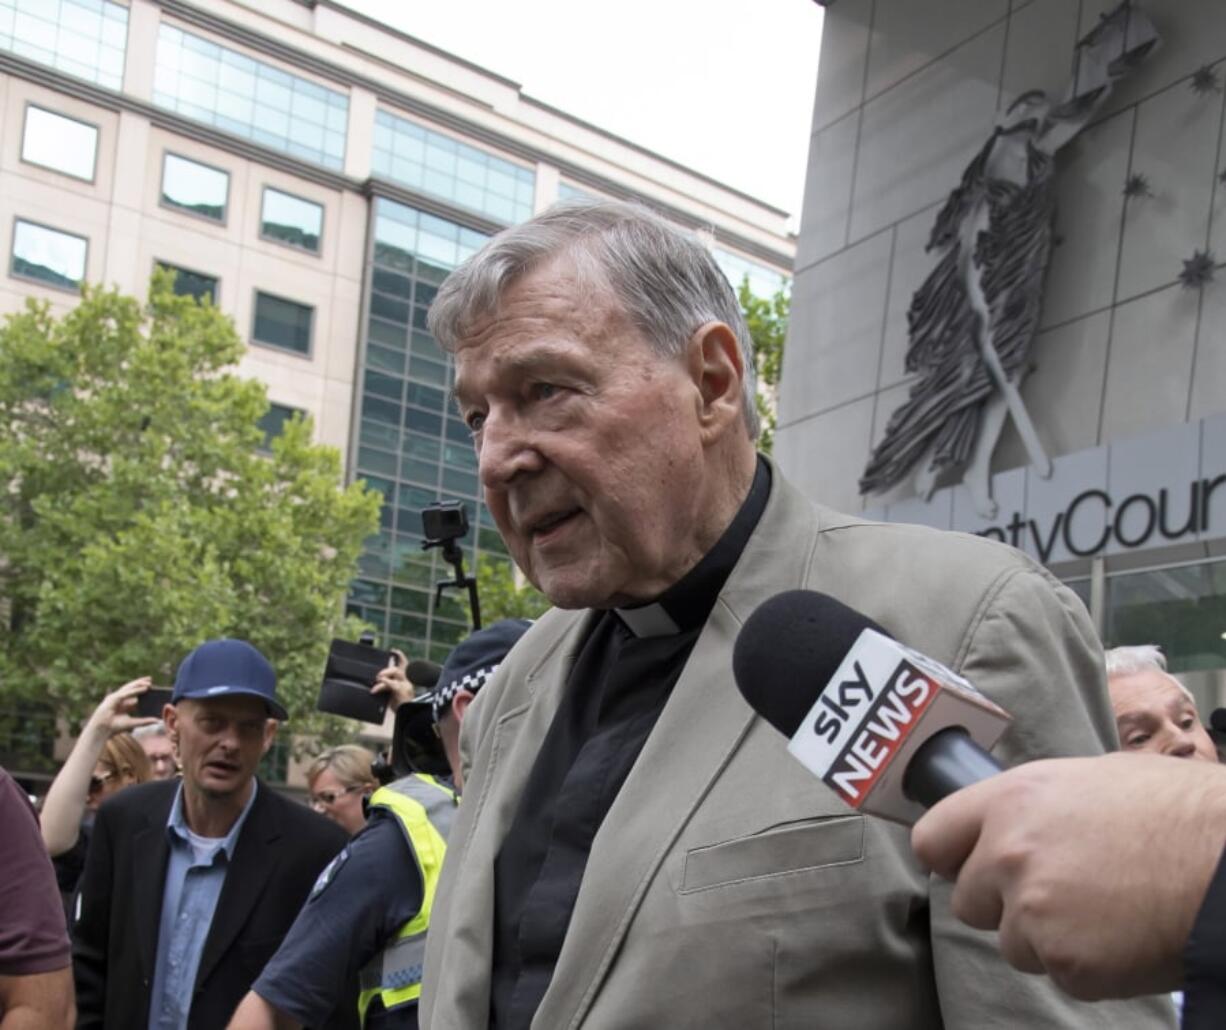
[913,753,1226,1002]
[733,589,1226,1005]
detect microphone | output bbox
[733,590,1011,824]
[406,658,442,689]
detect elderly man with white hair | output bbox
[1106,644,1218,763]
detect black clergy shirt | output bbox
[488,458,771,1029]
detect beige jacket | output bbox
[421,465,1174,1029]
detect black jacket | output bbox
[72,777,352,1029]
[1185,844,1226,1029]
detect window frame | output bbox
[257,401,305,452]
[258,185,324,256]
[153,259,219,305]
[158,150,232,226]
[20,103,100,184]
[250,288,314,358]
[9,217,89,294]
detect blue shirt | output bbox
[147,781,258,1030]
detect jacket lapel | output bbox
[428,608,598,1027]
[194,783,280,990]
[132,789,175,981]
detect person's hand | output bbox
[84,677,160,738]
[911,752,1226,1001]
[372,649,415,711]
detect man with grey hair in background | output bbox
[418,198,1173,1028]
[1107,644,1218,763]
[133,721,179,780]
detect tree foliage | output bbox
[0,272,381,741]
[476,555,550,623]
[738,277,790,455]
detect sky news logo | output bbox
[821,659,938,805]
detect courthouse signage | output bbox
[868,414,1226,569]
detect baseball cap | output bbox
[431,619,532,723]
[172,638,288,720]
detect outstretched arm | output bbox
[227,991,301,1030]
[40,678,156,856]
[914,752,1226,1001]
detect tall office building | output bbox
[0,0,794,676]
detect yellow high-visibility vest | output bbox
[357,774,457,1026]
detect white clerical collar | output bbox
[614,602,681,638]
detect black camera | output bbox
[422,500,468,545]
[388,700,451,778]
[316,637,395,724]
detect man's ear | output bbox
[452,688,476,724]
[163,703,180,748]
[685,321,746,441]
[262,719,278,756]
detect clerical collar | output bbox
[614,458,771,638]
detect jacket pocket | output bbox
[680,815,864,894]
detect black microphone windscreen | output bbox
[406,658,442,688]
[733,590,889,738]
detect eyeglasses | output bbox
[88,770,116,794]
[309,784,364,808]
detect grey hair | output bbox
[132,721,168,740]
[427,199,761,440]
[1105,644,1195,702]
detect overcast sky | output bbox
[344,0,824,227]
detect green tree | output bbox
[0,272,382,747]
[476,555,550,622]
[738,278,790,455]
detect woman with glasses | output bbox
[306,745,377,835]
[39,677,156,923]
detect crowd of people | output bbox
[3,199,1226,1029]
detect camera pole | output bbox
[421,499,482,631]
[430,537,481,631]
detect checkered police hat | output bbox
[431,619,532,723]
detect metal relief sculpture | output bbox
[859,2,1160,518]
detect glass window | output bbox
[11,219,87,291]
[21,105,98,181]
[0,0,128,91]
[372,108,535,224]
[156,262,217,304]
[257,403,301,451]
[349,197,498,655]
[1105,559,1226,673]
[713,247,790,301]
[160,153,229,223]
[558,181,597,202]
[154,24,348,171]
[260,187,323,253]
[252,291,312,355]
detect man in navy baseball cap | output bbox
[172,638,289,720]
[73,639,352,1028]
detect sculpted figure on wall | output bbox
[860,1,1160,518]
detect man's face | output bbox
[1109,670,1218,763]
[140,733,177,780]
[166,696,276,798]
[452,262,715,609]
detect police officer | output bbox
[226,620,531,1030]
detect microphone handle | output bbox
[902,727,1003,808]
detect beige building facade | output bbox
[0,0,793,783]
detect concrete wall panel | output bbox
[849,23,1006,244]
